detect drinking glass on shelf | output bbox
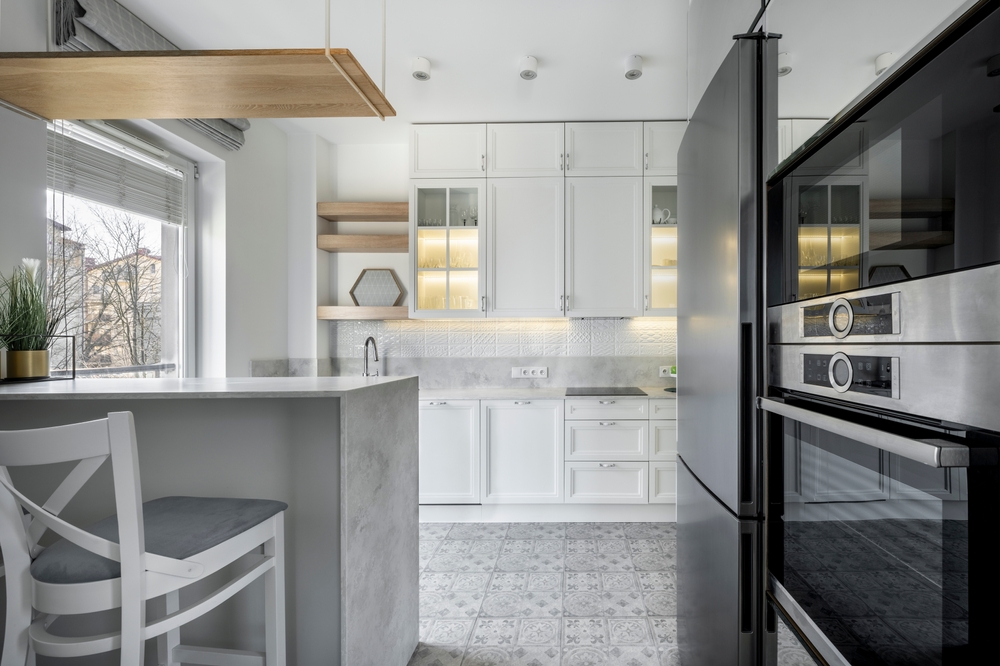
[470,205,478,226]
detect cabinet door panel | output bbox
[649,462,677,503]
[411,124,487,178]
[565,398,648,420]
[487,178,564,317]
[565,177,643,317]
[565,462,648,503]
[644,121,687,176]
[419,400,480,504]
[565,122,643,176]
[488,123,565,177]
[649,399,676,420]
[565,421,648,461]
[649,421,677,461]
[482,400,564,503]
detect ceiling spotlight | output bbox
[777,52,792,77]
[625,55,643,80]
[988,54,1000,77]
[875,52,897,77]
[412,56,431,81]
[519,56,538,80]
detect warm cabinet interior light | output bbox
[777,52,792,77]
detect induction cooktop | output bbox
[564,387,647,396]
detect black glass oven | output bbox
[763,393,1000,665]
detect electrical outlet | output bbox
[659,366,671,378]
[512,366,548,378]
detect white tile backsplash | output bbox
[331,318,677,359]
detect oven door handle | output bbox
[757,397,969,468]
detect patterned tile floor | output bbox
[409,522,679,666]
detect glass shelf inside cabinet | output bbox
[650,184,678,310]
[416,185,481,312]
[794,182,862,300]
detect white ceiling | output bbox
[117,0,970,144]
[118,0,690,144]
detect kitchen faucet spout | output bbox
[363,337,379,377]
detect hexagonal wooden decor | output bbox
[349,268,404,307]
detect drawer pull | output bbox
[598,400,616,405]
[599,463,617,468]
[427,401,447,406]
[514,401,531,405]
[599,421,616,426]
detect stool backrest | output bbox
[0,412,146,578]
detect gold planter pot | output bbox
[4,350,50,379]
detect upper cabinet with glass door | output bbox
[790,177,864,301]
[644,177,679,314]
[410,180,487,318]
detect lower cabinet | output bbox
[419,400,481,504]
[482,400,565,504]
[649,462,678,503]
[565,421,648,461]
[565,462,649,503]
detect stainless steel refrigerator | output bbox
[676,33,778,665]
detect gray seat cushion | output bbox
[30,496,287,585]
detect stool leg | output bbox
[264,513,286,666]
[1,490,31,666]
[156,591,181,666]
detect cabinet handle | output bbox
[566,152,570,170]
[481,295,487,312]
[560,294,564,312]
[514,401,531,405]
[599,421,616,426]
[427,401,447,406]
[644,294,649,311]
[599,400,615,405]
[645,152,649,170]
[599,463,617,468]
[560,153,564,171]
[481,154,486,171]
[566,293,571,310]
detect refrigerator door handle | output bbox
[757,397,969,468]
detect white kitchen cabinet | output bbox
[565,122,644,176]
[487,123,565,177]
[649,421,677,461]
[644,176,678,315]
[649,462,677,503]
[487,178,565,317]
[565,398,648,421]
[565,421,648,462]
[410,179,488,318]
[481,400,564,504]
[419,400,480,504]
[778,119,827,164]
[643,121,687,176]
[565,462,649,503]
[410,124,487,178]
[649,399,676,420]
[565,177,644,317]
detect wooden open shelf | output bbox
[318,202,408,221]
[869,198,955,219]
[870,231,955,251]
[317,234,408,253]
[0,49,394,120]
[318,306,409,320]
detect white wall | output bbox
[688,0,760,117]
[0,106,46,279]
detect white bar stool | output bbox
[0,411,287,666]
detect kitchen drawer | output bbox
[649,420,677,461]
[565,421,648,461]
[565,462,648,503]
[565,398,648,420]
[649,399,676,420]
[649,462,677,503]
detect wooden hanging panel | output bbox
[0,48,394,120]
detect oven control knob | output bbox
[828,298,854,339]
[828,352,854,393]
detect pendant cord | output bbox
[325,0,384,120]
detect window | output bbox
[46,121,194,378]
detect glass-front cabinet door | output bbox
[644,177,678,315]
[410,179,487,318]
[788,176,865,301]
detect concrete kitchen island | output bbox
[0,376,418,666]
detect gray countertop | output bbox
[0,376,415,400]
[418,386,676,400]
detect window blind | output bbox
[47,123,186,225]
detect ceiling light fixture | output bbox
[875,52,897,76]
[987,54,1000,77]
[519,56,538,80]
[777,52,792,77]
[625,55,643,80]
[412,57,430,81]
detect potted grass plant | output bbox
[0,259,64,380]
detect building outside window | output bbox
[45,121,194,377]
